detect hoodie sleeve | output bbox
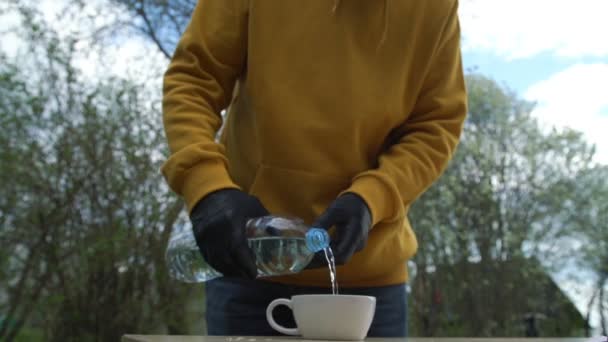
[344,0,467,226]
[161,0,248,213]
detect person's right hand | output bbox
[190,189,270,279]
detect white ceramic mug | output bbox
[266,294,376,340]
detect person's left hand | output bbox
[310,193,372,266]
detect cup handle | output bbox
[266,298,299,336]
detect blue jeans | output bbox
[205,277,408,337]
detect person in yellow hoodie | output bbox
[162,0,467,337]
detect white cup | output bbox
[266,294,376,340]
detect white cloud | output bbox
[525,63,608,164]
[459,0,608,59]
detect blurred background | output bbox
[0,0,606,340]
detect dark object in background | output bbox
[523,312,546,337]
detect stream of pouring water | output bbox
[323,247,339,295]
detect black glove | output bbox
[190,189,270,279]
[311,193,372,265]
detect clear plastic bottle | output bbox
[166,216,330,283]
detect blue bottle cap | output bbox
[305,228,330,253]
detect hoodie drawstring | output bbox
[332,0,341,13]
[378,0,389,49]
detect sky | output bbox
[459,0,608,165]
[1,0,607,334]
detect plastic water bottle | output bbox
[166,216,330,283]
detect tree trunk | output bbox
[586,286,599,337]
[600,278,607,336]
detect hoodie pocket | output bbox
[248,164,351,224]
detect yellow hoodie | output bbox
[161,0,467,287]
